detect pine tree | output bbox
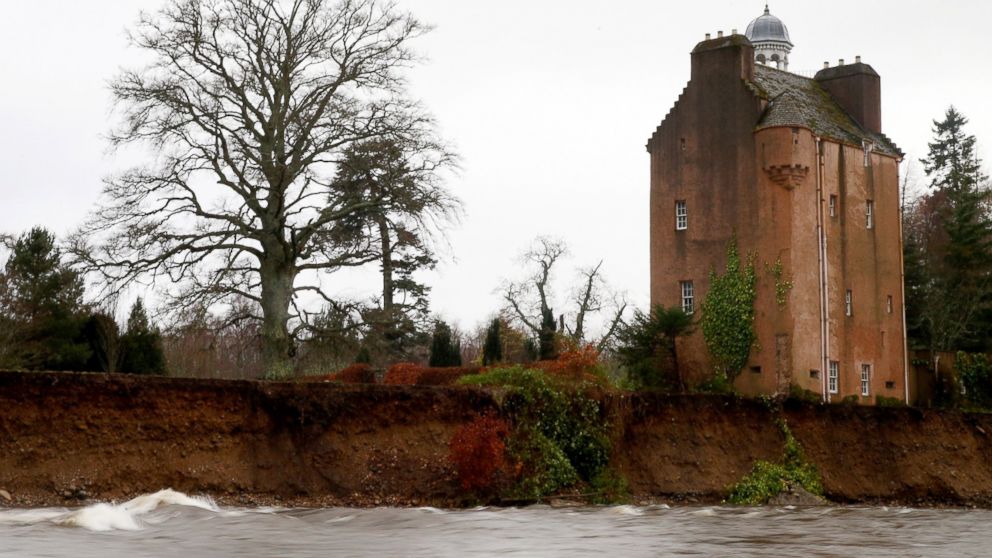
[120,298,167,375]
[482,318,502,365]
[429,320,462,367]
[912,107,992,352]
[0,227,90,370]
[538,307,558,361]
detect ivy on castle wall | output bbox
[766,258,793,308]
[700,237,757,381]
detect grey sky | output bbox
[1,0,990,334]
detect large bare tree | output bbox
[72,0,447,374]
[501,237,627,353]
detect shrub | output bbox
[415,366,482,386]
[534,345,606,384]
[334,363,376,384]
[727,418,822,505]
[875,395,906,408]
[449,414,512,493]
[460,366,611,492]
[956,352,992,409]
[613,304,694,391]
[383,362,423,385]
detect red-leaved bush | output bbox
[449,414,511,492]
[382,362,423,385]
[333,363,376,384]
[535,345,606,384]
[415,366,482,386]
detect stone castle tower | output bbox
[647,8,908,403]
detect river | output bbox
[0,490,989,557]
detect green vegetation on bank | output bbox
[727,412,823,505]
[456,363,625,502]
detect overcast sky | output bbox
[1,0,990,334]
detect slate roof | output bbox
[750,65,901,156]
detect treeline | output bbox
[0,228,164,374]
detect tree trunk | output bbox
[260,258,295,377]
[378,217,394,312]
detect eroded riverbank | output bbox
[1,371,991,508]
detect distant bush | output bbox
[334,363,376,384]
[382,362,422,385]
[956,352,992,409]
[875,395,906,408]
[449,414,512,493]
[787,385,821,404]
[415,366,481,386]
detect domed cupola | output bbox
[745,4,793,71]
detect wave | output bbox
[0,489,219,532]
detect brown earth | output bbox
[2,370,992,508]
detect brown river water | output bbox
[1,490,990,557]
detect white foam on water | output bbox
[0,489,220,532]
[691,507,718,517]
[610,505,644,516]
[415,507,446,514]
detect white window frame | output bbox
[861,364,871,396]
[680,281,694,315]
[866,200,874,229]
[845,290,853,317]
[829,195,837,218]
[886,295,893,314]
[675,200,688,231]
[828,361,839,394]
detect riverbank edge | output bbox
[2,370,991,509]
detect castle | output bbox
[647,6,907,403]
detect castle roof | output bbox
[750,65,901,156]
[745,5,792,46]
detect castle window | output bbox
[861,364,872,396]
[792,128,800,145]
[887,295,893,314]
[829,195,837,218]
[863,140,874,167]
[828,361,839,394]
[845,290,853,317]
[680,281,695,315]
[680,138,686,151]
[675,200,688,230]
[866,200,874,229]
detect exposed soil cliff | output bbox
[2,371,992,508]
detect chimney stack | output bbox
[855,55,862,63]
[815,62,882,133]
[705,33,711,40]
[717,30,724,38]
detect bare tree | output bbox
[501,237,626,352]
[71,0,446,374]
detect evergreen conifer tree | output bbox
[538,307,558,361]
[911,107,992,352]
[120,298,167,375]
[0,227,90,370]
[482,318,502,365]
[428,320,462,367]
